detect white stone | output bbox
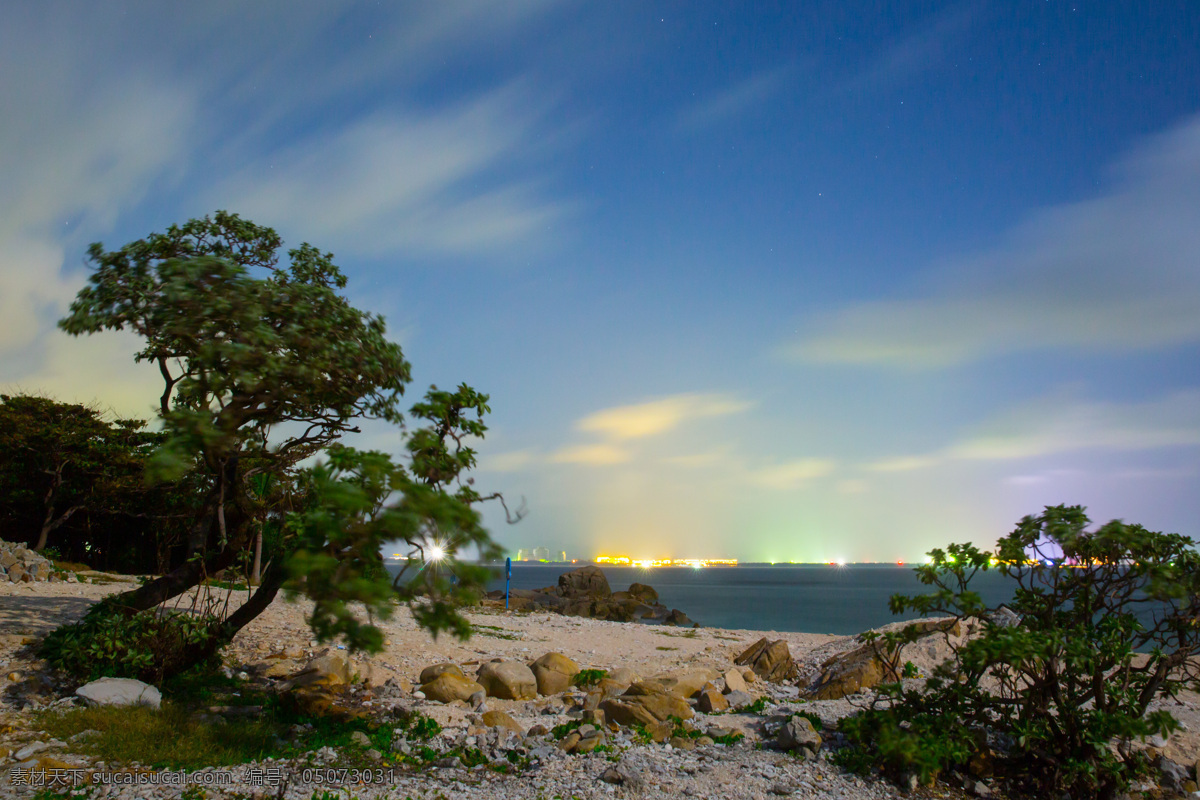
[75,677,162,709]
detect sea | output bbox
[474,563,1019,636]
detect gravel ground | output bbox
[2,576,1197,800]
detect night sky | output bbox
[2,2,1198,562]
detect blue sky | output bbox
[2,1,1198,562]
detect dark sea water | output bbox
[477,563,1018,636]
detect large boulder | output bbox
[627,583,658,604]
[601,681,694,724]
[529,652,579,695]
[646,667,719,699]
[421,672,485,703]
[288,652,351,687]
[557,565,611,598]
[804,644,885,700]
[735,638,798,682]
[419,662,465,684]
[76,678,161,709]
[476,661,538,700]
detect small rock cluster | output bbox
[487,565,697,626]
[0,540,71,583]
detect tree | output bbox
[52,212,512,673]
[0,394,174,555]
[837,505,1200,800]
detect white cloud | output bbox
[576,393,752,440]
[747,458,835,490]
[790,115,1200,367]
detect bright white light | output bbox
[835,558,846,567]
[428,543,447,562]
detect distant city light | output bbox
[595,555,738,568]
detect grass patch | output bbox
[654,629,698,639]
[472,624,522,641]
[35,703,280,769]
[571,669,607,688]
[33,678,444,772]
[655,646,678,651]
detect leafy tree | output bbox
[0,394,177,557]
[837,505,1200,800]
[52,212,513,672]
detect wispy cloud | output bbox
[789,114,1200,367]
[862,389,1200,472]
[834,2,976,95]
[576,393,752,440]
[212,83,570,257]
[549,443,631,466]
[676,69,790,132]
[746,458,835,490]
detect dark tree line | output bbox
[0,394,205,573]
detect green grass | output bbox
[655,646,678,651]
[472,624,522,641]
[35,703,281,769]
[33,680,444,772]
[571,669,607,688]
[654,629,698,639]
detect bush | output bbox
[837,505,1200,800]
[40,599,225,683]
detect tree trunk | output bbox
[180,559,287,672]
[251,531,263,585]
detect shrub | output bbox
[836,505,1200,800]
[40,599,224,683]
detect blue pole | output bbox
[505,557,512,610]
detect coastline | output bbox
[2,578,1198,799]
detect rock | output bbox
[627,582,659,604]
[777,716,822,754]
[420,672,485,703]
[724,690,753,708]
[582,708,606,727]
[558,565,611,598]
[15,741,51,760]
[476,661,538,700]
[599,764,642,788]
[481,709,524,735]
[76,677,162,709]
[805,644,884,700]
[646,668,719,698]
[419,662,465,684]
[722,668,748,695]
[665,609,695,627]
[350,731,371,747]
[1157,754,1190,794]
[469,690,487,710]
[289,652,351,687]
[697,687,730,713]
[769,783,796,795]
[735,638,798,683]
[530,652,579,695]
[573,734,604,754]
[559,731,582,752]
[989,605,1021,628]
[601,683,693,727]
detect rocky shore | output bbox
[2,573,1199,800]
